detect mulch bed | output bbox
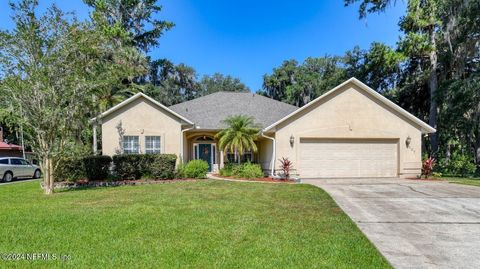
[404,177,445,181]
[43,178,199,190]
[212,174,295,183]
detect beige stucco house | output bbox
[91,78,435,178]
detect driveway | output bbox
[303,178,480,269]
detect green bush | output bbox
[83,155,112,181]
[237,162,264,179]
[175,161,186,179]
[150,154,177,179]
[219,162,264,179]
[438,153,477,177]
[219,163,235,177]
[183,160,209,179]
[54,157,86,182]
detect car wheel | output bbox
[33,169,41,179]
[3,172,13,182]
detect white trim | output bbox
[192,142,218,166]
[261,132,276,176]
[90,93,194,125]
[262,78,436,134]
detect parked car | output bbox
[0,157,41,182]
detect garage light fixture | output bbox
[405,136,411,148]
[290,135,295,147]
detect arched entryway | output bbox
[190,134,217,172]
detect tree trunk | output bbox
[42,157,54,195]
[428,27,439,155]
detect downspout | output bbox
[180,124,195,163]
[260,131,276,176]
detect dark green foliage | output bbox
[183,160,209,179]
[54,157,86,182]
[113,154,177,180]
[150,154,177,179]
[83,155,112,181]
[113,154,145,180]
[219,163,264,179]
[84,0,174,52]
[438,153,477,177]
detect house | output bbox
[0,127,23,158]
[91,78,436,178]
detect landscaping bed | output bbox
[42,178,198,190]
[212,174,295,183]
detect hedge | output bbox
[54,157,86,182]
[112,154,177,180]
[83,155,112,181]
[150,154,177,179]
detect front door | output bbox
[198,144,212,171]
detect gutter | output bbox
[260,132,276,176]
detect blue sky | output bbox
[0,0,406,91]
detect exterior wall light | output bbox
[406,136,411,148]
[290,135,295,147]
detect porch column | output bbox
[219,150,224,169]
[93,123,98,155]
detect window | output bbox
[10,158,22,165]
[0,159,8,164]
[242,151,253,163]
[122,136,139,154]
[225,151,253,163]
[145,136,161,154]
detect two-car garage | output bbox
[298,139,398,178]
[261,78,436,179]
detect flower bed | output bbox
[212,174,296,183]
[404,177,445,181]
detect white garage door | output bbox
[299,139,398,178]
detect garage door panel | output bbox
[299,139,398,178]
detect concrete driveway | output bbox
[303,178,480,269]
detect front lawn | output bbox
[0,180,390,268]
[445,177,480,187]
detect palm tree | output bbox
[215,115,260,164]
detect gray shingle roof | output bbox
[169,92,298,129]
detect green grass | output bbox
[0,180,390,268]
[445,177,480,187]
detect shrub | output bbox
[219,163,235,177]
[447,154,476,177]
[278,157,293,180]
[183,160,209,179]
[220,162,263,179]
[237,162,263,179]
[54,157,86,182]
[421,157,436,178]
[175,161,186,179]
[150,154,177,179]
[83,155,112,181]
[113,154,144,180]
[113,154,177,180]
